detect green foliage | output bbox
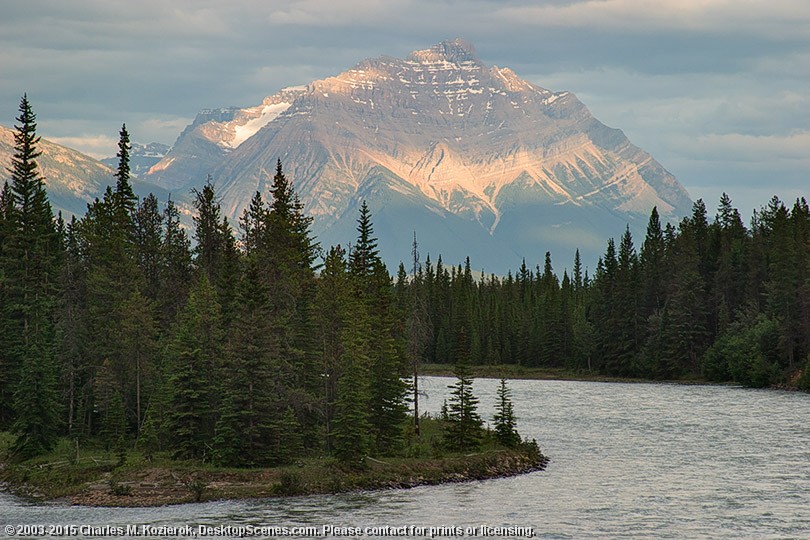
[493,378,521,448]
[797,360,810,391]
[108,477,132,496]
[166,275,221,460]
[3,96,62,458]
[276,470,305,495]
[444,337,483,452]
[702,314,780,388]
[331,294,373,465]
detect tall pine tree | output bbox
[4,95,62,457]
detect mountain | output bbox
[101,142,170,177]
[146,39,692,272]
[0,125,175,218]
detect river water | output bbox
[2,377,809,539]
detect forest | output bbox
[410,192,810,389]
[1,95,808,467]
[0,97,521,465]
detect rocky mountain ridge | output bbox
[144,39,691,271]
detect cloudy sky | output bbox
[1,0,808,217]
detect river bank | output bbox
[0,430,548,507]
[421,363,810,391]
[420,363,713,384]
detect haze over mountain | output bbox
[144,39,690,272]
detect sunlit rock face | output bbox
[146,39,691,271]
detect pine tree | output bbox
[348,202,408,455]
[55,216,85,436]
[159,198,192,327]
[0,181,14,428]
[95,358,127,453]
[213,255,278,466]
[444,327,482,451]
[493,377,520,448]
[332,310,373,464]
[3,95,62,457]
[166,274,221,460]
[316,245,352,453]
[76,125,146,437]
[113,124,136,219]
[135,194,163,302]
[192,177,225,282]
[318,243,374,463]
[405,233,431,437]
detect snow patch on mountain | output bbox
[228,101,293,148]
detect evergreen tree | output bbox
[213,255,278,466]
[315,245,352,453]
[348,202,408,455]
[3,95,62,456]
[55,216,85,435]
[77,125,146,438]
[493,377,520,448]
[134,194,163,302]
[159,198,192,327]
[640,207,666,317]
[0,181,15,428]
[94,358,126,453]
[444,327,482,451]
[113,124,136,219]
[332,292,373,464]
[405,233,431,437]
[192,177,225,282]
[166,274,221,460]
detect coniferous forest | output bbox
[1,96,809,466]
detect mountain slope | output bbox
[146,39,692,271]
[0,125,177,218]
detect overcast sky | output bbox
[1,0,808,217]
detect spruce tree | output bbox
[0,181,14,428]
[315,245,352,453]
[135,193,163,302]
[444,327,482,451]
[493,377,520,448]
[214,255,278,466]
[332,292,373,465]
[348,202,408,455]
[166,274,221,460]
[4,95,62,457]
[113,124,136,219]
[192,177,225,282]
[159,198,192,327]
[77,125,145,437]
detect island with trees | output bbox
[0,96,545,506]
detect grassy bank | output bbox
[0,420,548,507]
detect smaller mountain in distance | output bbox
[101,142,170,177]
[0,125,177,219]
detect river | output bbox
[2,377,809,539]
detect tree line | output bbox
[401,197,810,389]
[1,96,525,463]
